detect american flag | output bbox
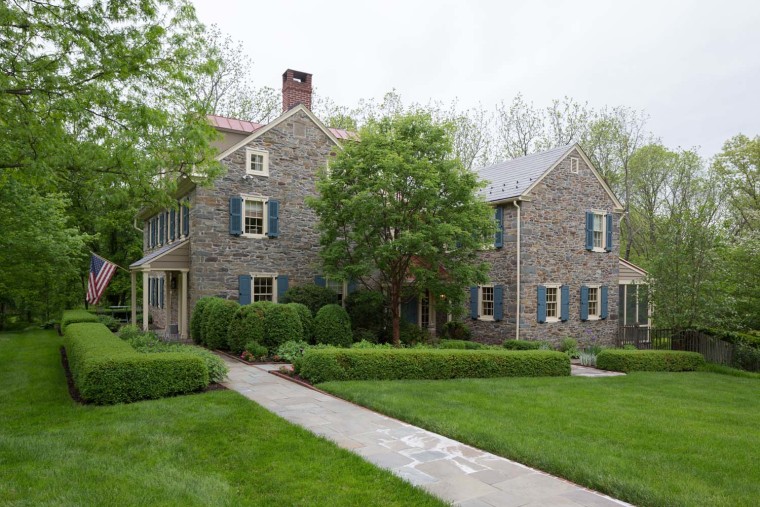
[87,254,117,305]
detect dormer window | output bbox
[245,148,269,176]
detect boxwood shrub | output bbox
[596,349,706,372]
[227,303,270,354]
[299,349,570,384]
[202,298,239,350]
[439,339,487,350]
[314,304,353,347]
[263,304,303,351]
[189,296,215,344]
[503,339,542,350]
[64,322,208,404]
[281,284,337,315]
[61,310,99,332]
[287,303,314,342]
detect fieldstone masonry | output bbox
[466,149,620,346]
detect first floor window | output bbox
[419,290,431,329]
[480,286,494,319]
[588,286,599,318]
[244,199,265,236]
[620,284,649,326]
[546,286,558,320]
[326,278,345,305]
[252,275,274,302]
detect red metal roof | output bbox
[207,114,357,140]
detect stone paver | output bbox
[571,364,626,377]
[221,358,632,507]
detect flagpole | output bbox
[90,251,130,273]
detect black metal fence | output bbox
[617,326,734,366]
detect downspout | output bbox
[513,201,521,340]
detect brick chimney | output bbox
[282,69,312,112]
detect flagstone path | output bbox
[221,358,631,507]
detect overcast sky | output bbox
[192,0,759,158]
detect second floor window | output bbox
[546,286,558,320]
[592,213,604,249]
[244,199,265,236]
[480,286,494,319]
[588,286,599,318]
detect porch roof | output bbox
[129,239,189,271]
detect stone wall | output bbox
[187,110,334,314]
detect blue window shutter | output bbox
[585,211,594,251]
[276,275,288,301]
[229,196,242,236]
[600,286,609,319]
[314,276,326,287]
[268,200,280,238]
[470,286,478,319]
[169,208,176,241]
[537,285,546,323]
[347,279,358,294]
[238,275,252,305]
[605,213,613,252]
[494,207,504,248]
[560,285,570,322]
[150,219,155,248]
[159,277,164,309]
[159,213,165,246]
[580,286,589,321]
[402,298,418,324]
[182,202,190,237]
[494,285,504,321]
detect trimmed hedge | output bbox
[189,296,215,344]
[61,310,98,332]
[596,349,705,372]
[439,339,487,350]
[64,322,208,404]
[299,349,571,384]
[281,284,337,315]
[314,304,353,347]
[503,339,542,350]
[287,303,314,342]
[263,304,303,351]
[227,303,269,354]
[202,298,239,350]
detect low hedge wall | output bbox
[61,310,99,332]
[596,349,705,372]
[64,322,208,404]
[299,349,570,384]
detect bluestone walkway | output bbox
[221,358,631,507]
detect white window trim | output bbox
[570,157,579,174]
[591,210,607,253]
[586,284,601,320]
[478,284,495,321]
[241,195,269,238]
[418,290,434,329]
[245,147,269,176]
[249,272,278,303]
[620,281,651,327]
[544,283,561,323]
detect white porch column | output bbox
[130,271,137,325]
[180,270,188,339]
[142,271,149,331]
[165,272,172,337]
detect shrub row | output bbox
[596,349,705,372]
[503,339,542,350]
[439,339,487,350]
[65,322,208,404]
[61,310,99,332]
[298,349,571,384]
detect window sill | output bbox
[242,233,267,239]
[478,316,495,322]
[591,247,606,253]
[545,317,560,323]
[587,315,600,321]
[245,171,269,177]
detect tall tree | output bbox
[308,113,494,345]
[713,134,760,236]
[495,93,544,158]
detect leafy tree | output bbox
[308,112,494,345]
[713,134,760,236]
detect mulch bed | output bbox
[59,346,226,405]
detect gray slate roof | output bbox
[477,144,574,202]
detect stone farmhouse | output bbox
[129,69,647,345]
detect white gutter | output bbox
[513,200,521,340]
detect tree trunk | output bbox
[390,283,401,347]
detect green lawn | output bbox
[320,372,760,507]
[0,329,443,507]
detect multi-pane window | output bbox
[592,213,604,250]
[546,287,558,320]
[588,287,599,318]
[326,279,345,305]
[246,148,269,176]
[620,284,649,326]
[419,290,431,329]
[480,286,494,319]
[252,276,274,302]
[244,200,265,235]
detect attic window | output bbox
[570,157,579,174]
[245,147,269,177]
